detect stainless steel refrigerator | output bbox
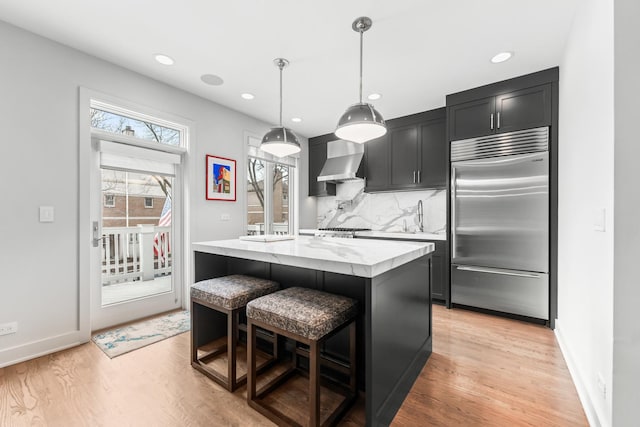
[450,127,549,320]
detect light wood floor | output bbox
[0,306,587,426]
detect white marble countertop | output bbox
[193,236,434,278]
[298,229,447,241]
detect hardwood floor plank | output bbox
[0,306,587,426]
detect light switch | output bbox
[593,208,606,232]
[40,206,55,223]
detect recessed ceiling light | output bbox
[154,54,175,66]
[291,117,302,123]
[368,93,382,101]
[491,52,513,64]
[201,74,224,86]
[241,93,255,100]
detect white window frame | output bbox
[245,133,297,236]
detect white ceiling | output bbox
[0,1,580,138]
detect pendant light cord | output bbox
[359,26,364,104]
[279,62,283,127]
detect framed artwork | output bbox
[206,155,236,201]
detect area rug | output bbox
[92,310,190,358]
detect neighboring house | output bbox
[102,194,166,227]
[101,172,169,227]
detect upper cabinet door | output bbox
[364,134,390,191]
[308,139,336,197]
[448,97,495,141]
[419,117,447,188]
[389,125,419,188]
[495,84,552,134]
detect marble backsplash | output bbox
[317,181,446,234]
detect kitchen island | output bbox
[193,236,434,426]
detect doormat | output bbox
[92,310,190,358]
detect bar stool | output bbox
[246,287,358,427]
[191,274,279,392]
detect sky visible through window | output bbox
[90,108,180,146]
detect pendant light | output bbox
[335,17,386,144]
[260,58,301,158]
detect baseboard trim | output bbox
[0,330,88,368]
[554,318,607,427]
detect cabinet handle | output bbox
[417,170,421,183]
[413,171,416,183]
[490,113,494,130]
[497,112,501,129]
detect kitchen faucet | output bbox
[417,200,424,232]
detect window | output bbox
[104,194,115,207]
[90,103,183,147]
[272,164,290,233]
[246,136,296,236]
[144,197,154,208]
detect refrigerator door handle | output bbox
[451,165,457,260]
[455,265,541,279]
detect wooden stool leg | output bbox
[227,308,239,391]
[309,340,320,427]
[247,321,257,402]
[191,300,198,365]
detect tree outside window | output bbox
[247,158,290,235]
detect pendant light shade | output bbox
[335,103,386,143]
[335,17,386,144]
[261,58,301,158]
[261,126,301,157]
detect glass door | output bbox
[99,169,173,305]
[90,140,182,331]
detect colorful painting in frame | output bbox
[206,155,236,201]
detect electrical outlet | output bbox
[596,372,606,399]
[0,321,18,336]
[220,214,230,221]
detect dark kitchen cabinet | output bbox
[308,136,336,197]
[429,240,448,304]
[390,125,419,187]
[419,117,447,188]
[448,83,552,141]
[356,235,450,306]
[363,133,390,192]
[365,107,446,192]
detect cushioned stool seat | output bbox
[246,287,358,427]
[191,274,279,391]
[192,274,280,310]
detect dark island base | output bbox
[194,251,433,426]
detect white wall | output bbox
[0,20,313,367]
[613,0,640,424]
[556,0,614,425]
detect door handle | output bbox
[490,113,494,130]
[456,265,541,279]
[451,166,457,259]
[92,221,106,247]
[417,170,421,183]
[497,112,501,129]
[413,171,416,183]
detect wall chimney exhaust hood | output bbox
[317,140,365,183]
